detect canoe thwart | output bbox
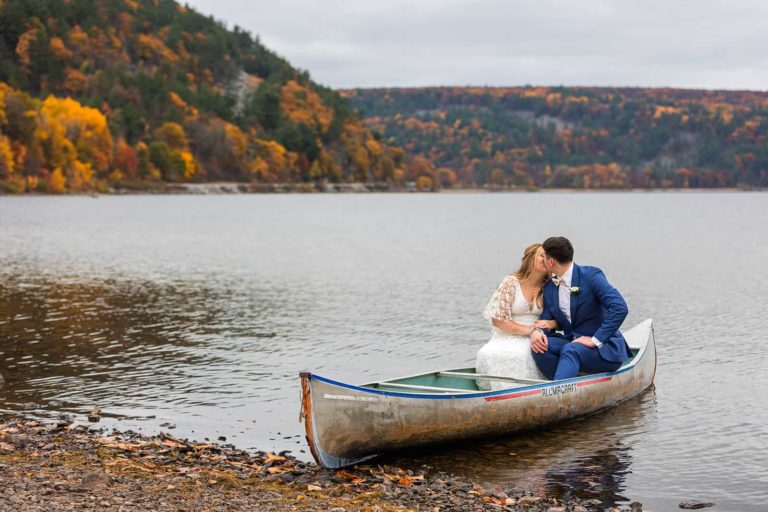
[373,382,474,393]
[437,371,549,385]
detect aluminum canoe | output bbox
[300,319,656,469]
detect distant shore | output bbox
[1,181,763,196]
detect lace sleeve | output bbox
[483,275,518,322]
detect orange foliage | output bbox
[249,139,289,180]
[67,26,90,53]
[280,80,333,132]
[16,29,37,72]
[64,69,89,94]
[137,34,180,64]
[113,138,138,178]
[50,37,73,61]
[168,92,198,118]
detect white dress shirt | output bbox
[557,263,574,323]
[557,263,603,347]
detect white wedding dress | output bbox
[475,274,547,390]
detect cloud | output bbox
[184,0,768,90]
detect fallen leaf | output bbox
[161,438,187,449]
[336,470,366,484]
[264,452,286,464]
[307,484,322,492]
[0,442,14,451]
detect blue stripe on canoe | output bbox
[310,361,639,400]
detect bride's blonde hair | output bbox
[513,243,548,306]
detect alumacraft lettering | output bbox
[541,383,576,397]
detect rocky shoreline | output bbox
[0,414,638,512]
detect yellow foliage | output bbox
[108,169,124,182]
[280,80,333,132]
[68,160,93,190]
[250,139,289,178]
[653,105,682,119]
[546,93,563,107]
[566,96,590,104]
[2,175,26,193]
[36,95,113,175]
[416,175,434,191]
[155,122,187,150]
[365,139,382,158]
[47,168,66,193]
[179,150,197,179]
[223,122,247,159]
[0,135,14,178]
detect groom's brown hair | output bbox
[543,236,574,264]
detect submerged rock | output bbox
[679,501,715,509]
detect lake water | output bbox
[1,193,766,510]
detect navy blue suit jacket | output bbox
[541,264,631,364]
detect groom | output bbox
[530,237,631,380]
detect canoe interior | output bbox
[363,348,641,394]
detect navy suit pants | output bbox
[532,336,621,380]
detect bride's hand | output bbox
[534,320,557,329]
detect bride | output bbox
[476,243,555,390]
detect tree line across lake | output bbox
[344,86,768,189]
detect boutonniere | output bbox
[570,286,580,296]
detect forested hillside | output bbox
[344,86,768,189]
[0,0,404,193]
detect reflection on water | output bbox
[1,193,768,511]
[0,275,295,432]
[389,389,655,509]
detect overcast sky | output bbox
[185,0,768,91]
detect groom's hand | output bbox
[530,330,548,353]
[573,336,596,348]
